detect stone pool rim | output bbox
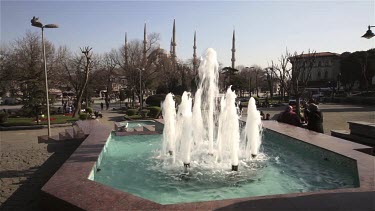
[41,120,374,210]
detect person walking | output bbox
[307,103,324,133]
[100,102,104,110]
[105,100,109,110]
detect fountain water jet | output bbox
[162,93,177,162]
[162,48,262,171]
[244,97,262,158]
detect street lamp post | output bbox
[362,25,375,39]
[337,73,341,92]
[31,17,58,137]
[137,68,144,110]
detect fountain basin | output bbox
[91,131,359,205]
[40,121,374,210]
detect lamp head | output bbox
[44,24,59,28]
[362,26,375,39]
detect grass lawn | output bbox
[1,115,78,127]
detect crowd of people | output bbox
[59,100,75,114]
[277,100,324,133]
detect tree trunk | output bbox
[296,95,301,119]
[72,49,91,118]
[73,90,83,118]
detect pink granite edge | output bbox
[41,120,375,210]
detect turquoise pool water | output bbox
[92,130,359,205]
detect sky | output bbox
[1,0,375,68]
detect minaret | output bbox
[125,32,129,67]
[143,22,147,67]
[231,30,236,69]
[171,19,177,60]
[193,31,197,74]
[170,37,173,56]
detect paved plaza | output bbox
[0,103,374,210]
[259,103,375,135]
[0,107,121,210]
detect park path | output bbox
[0,107,124,210]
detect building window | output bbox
[317,71,321,79]
[324,70,328,79]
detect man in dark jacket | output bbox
[277,106,302,127]
[307,103,324,133]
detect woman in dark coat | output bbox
[307,103,324,133]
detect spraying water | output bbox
[198,48,219,154]
[177,92,193,165]
[161,48,262,171]
[244,97,262,158]
[162,93,177,162]
[192,89,203,148]
[217,86,240,169]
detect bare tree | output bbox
[57,46,95,118]
[270,49,292,101]
[289,50,317,117]
[116,33,162,106]
[251,65,263,98]
[100,49,119,100]
[265,64,274,99]
[72,47,93,117]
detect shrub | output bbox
[79,113,88,120]
[146,94,183,107]
[145,94,167,106]
[86,107,93,114]
[173,95,182,105]
[127,109,138,116]
[147,106,161,118]
[0,112,8,123]
[140,109,150,118]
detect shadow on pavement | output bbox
[0,140,82,211]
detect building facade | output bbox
[292,52,341,89]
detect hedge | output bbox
[146,94,167,106]
[0,112,8,123]
[86,107,93,114]
[140,109,150,118]
[146,106,161,118]
[79,113,88,120]
[127,109,138,116]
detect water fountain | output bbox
[162,48,262,171]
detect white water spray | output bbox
[198,48,219,154]
[161,48,262,171]
[244,97,262,158]
[218,86,240,168]
[162,93,177,162]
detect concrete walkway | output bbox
[258,103,375,134]
[0,107,124,210]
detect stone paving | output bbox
[0,127,75,210]
[258,103,375,134]
[0,106,122,211]
[0,102,374,210]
